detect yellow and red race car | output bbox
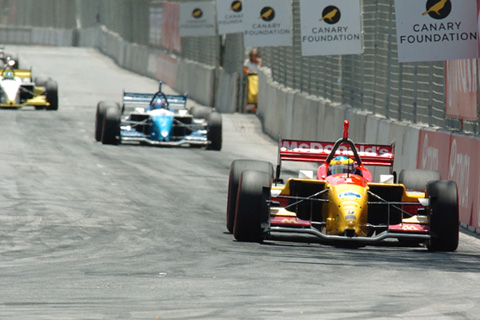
[226,121,459,251]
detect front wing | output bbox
[267,183,430,244]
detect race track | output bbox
[1,46,480,319]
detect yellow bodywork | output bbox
[271,178,426,238]
[0,69,50,108]
[325,183,368,236]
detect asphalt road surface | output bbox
[1,46,480,320]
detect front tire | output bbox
[206,112,222,151]
[190,106,212,119]
[45,79,58,111]
[233,170,271,242]
[226,160,273,233]
[426,180,459,252]
[101,106,121,145]
[35,76,49,87]
[95,101,119,142]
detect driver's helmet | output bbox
[150,97,167,110]
[4,71,13,79]
[329,156,355,175]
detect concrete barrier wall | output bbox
[215,69,239,113]
[78,26,215,106]
[175,58,215,107]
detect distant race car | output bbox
[227,120,459,251]
[95,82,222,150]
[0,59,58,110]
[0,47,20,68]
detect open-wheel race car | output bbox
[95,81,222,150]
[227,120,459,251]
[0,59,58,110]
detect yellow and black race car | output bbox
[227,121,459,251]
[0,59,58,110]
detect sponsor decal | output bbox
[259,6,275,22]
[421,134,439,170]
[320,6,341,24]
[243,0,292,47]
[422,0,451,19]
[299,0,362,56]
[231,0,242,12]
[179,1,216,37]
[395,0,478,62]
[448,138,470,209]
[192,8,203,19]
[445,59,478,121]
[338,192,361,199]
[217,0,244,34]
[345,215,356,220]
[280,140,392,158]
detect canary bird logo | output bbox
[231,1,242,13]
[422,0,451,19]
[192,8,203,19]
[320,6,341,25]
[259,6,275,22]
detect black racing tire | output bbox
[190,106,212,119]
[35,76,50,87]
[95,101,119,142]
[206,112,222,151]
[226,160,273,233]
[399,169,441,191]
[426,180,459,252]
[233,170,271,242]
[101,106,121,145]
[45,79,58,111]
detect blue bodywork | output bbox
[150,111,174,141]
[119,86,209,146]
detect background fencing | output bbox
[0,0,478,135]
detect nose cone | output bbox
[150,110,174,141]
[2,79,20,103]
[328,184,368,236]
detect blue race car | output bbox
[95,82,222,150]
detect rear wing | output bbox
[123,92,187,108]
[279,139,395,167]
[122,81,187,109]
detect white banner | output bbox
[179,1,216,37]
[216,0,244,34]
[243,0,293,47]
[299,0,363,56]
[395,0,479,62]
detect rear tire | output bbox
[35,76,49,87]
[226,160,273,233]
[45,79,58,111]
[233,170,271,242]
[206,112,222,151]
[426,180,459,252]
[399,169,440,191]
[101,106,121,145]
[190,106,212,119]
[95,101,119,142]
